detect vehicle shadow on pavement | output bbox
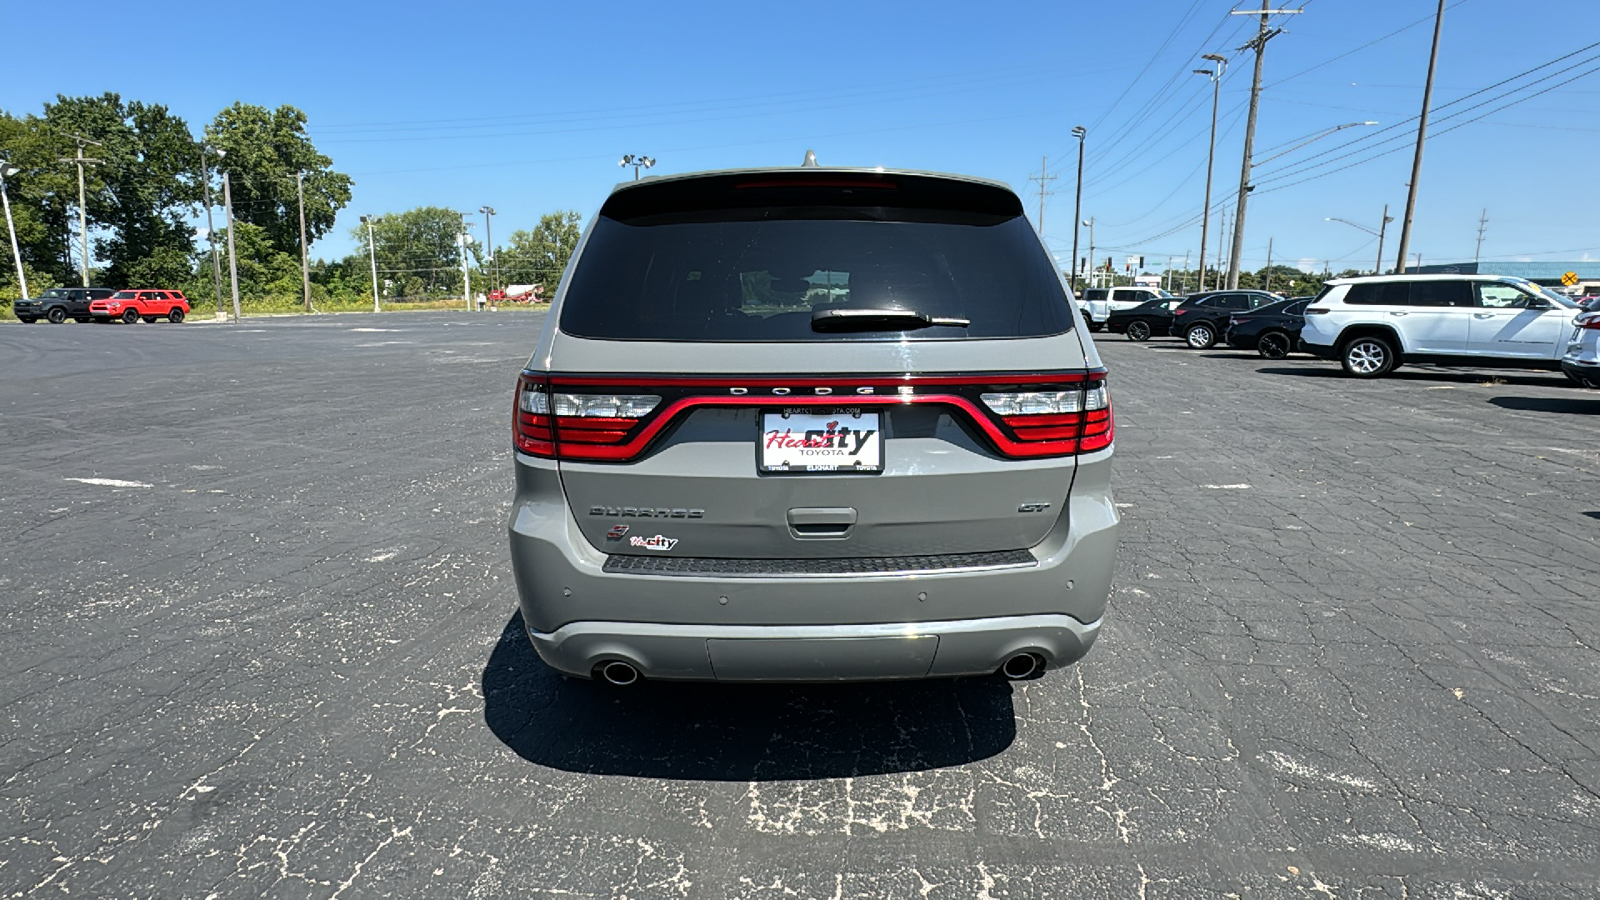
[481,611,1017,780]
[1257,366,1572,388]
[1490,395,1600,414]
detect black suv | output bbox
[13,287,115,324]
[1170,290,1281,349]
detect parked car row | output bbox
[13,288,190,324]
[1097,273,1598,386]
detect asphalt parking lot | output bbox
[2,313,1598,899]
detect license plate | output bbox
[759,410,882,473]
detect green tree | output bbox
[0,110,75,287]
[204,103,352,257]
[496,211,583,296]
[41,93,201,288]
[354,206,474,299]
[214,221,300,300]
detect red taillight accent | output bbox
[996,380,1114,455]
[1173,309,1189,316]
[1581,316,1600,330]
[512,371,1113,462]
[513,374,556,457]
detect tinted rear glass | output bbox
[1344,280,1472,307]
[559,212,1074,342]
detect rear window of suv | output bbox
[559,177,1075,342]
[1344,280,1472,306]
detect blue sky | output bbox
[4,0,1598,274]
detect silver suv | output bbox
[508,166,1119,683]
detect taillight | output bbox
[515,374,661,460]
[513,371,1113,462]
[1580,316,1600,331]
[1304,307,1329,315]
[980,379,1113,455]
[1173,309,1189,317]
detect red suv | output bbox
[90,290,190,324]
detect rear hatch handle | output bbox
[787,507,857,540]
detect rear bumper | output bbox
[507,451,1119,681]
[527,613,1101,681]
[1302,339,1339,360]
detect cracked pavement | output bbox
[1,314,1597,898]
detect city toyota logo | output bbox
[629,534,679,551]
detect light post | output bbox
[619,154,656,180]
[0,160,27,301]
[1255,121,1378,167]
[1070,125,1086,291]
[1194,54,1226,292]
[360,215,382,313]
[1082,217,1096,288]
[479,205,496,308]
[201,145,226,318]
[1325,205,1394,274]
[222,169,242,322]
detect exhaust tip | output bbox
[600,661,640,686]
[1001,653,1042,680]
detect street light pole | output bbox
[201,146,226,318]
[1082,217,1096,288]
[1325,207,1394,275]
[619,154,656,180]
[1070,126,1086,292]
[222,170,242,322]
[479,205,496,309]
[1395,0,1446,274]
[1195,54,1226,292]
[296,172,311,314]
[361,216,382,313]
[1,161,27,300]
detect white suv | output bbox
[1300,274,1583,378]
[1079,286,1172,331]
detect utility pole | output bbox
[222,171,242,323]
[1474,208,1489,263]
[1194,54,1227,292]
[361,216,382,313]
[1070,126,1086,291]
[1265,237,1274,292]
[1182,250,1191,293]
[1027,155,1057,242]
[1216,209,1228,285]
[201,146,225,318]
[1226,2,1302,289]
[0,160,27,300]
[1396,0,1445,273]
[296,172,311,314]
[1376,204,1393,274]
[60,134,104,287]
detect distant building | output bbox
[1413,260,1600,294]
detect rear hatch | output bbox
[520,170,1109,561]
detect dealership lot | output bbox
[2,313,1598,898]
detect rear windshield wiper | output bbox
[810,308,971,332]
